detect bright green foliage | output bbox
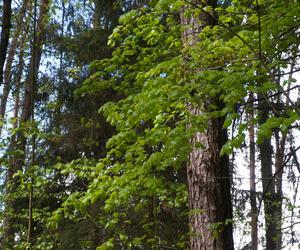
[57,6,191,248]
[53,0,300,248]
[1,0,300,248]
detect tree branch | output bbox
[183,0,258,55]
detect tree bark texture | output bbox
[0,0,30,137]
[0,0,12,86]
[187,106,233,250]
[181,1,234,249]
[258,95,278,250]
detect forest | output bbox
[0,0,299,249]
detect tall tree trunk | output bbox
[181,1,233,249]
[274,131,284,250]
[93,0,101,29]
[258,94,277,250]
[257,61,294,250]
[0,0,12,86]
[3,0,51,247]
[0,0,31,136]
[271,64,295,250]
[248,92,258,250]
[21,0,50,123]
[2,35,25,250]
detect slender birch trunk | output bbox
[248,92,258,250]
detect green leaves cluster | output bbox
[55,5,190,249]
[48,0,300,248]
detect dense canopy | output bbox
[0,0,299,249]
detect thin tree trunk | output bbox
[0,0,12,86]
[181,1,233,249]
[0,0,31,137]
[3,0,51,246]
[258,94,277,250]
[271,64,295,249]
[93,0,101,29]
[248,92,258,250]
[21,0,50,123]
[274,131,284,250]
[25,0,38,245]
[26,185,33,249]
[2,36,25,250]
[59,0,65,85]
[19,0,50,245]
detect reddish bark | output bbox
[181,1,234,249]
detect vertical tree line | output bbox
[181,1,233,249]
[0,0,12,86]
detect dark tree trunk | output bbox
[187,105,234,250]
[0,0,12,86]
[181,1,234,249]
[258,95,277,250]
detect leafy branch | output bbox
[183,0,258,56]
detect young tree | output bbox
[2,0,51,247]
